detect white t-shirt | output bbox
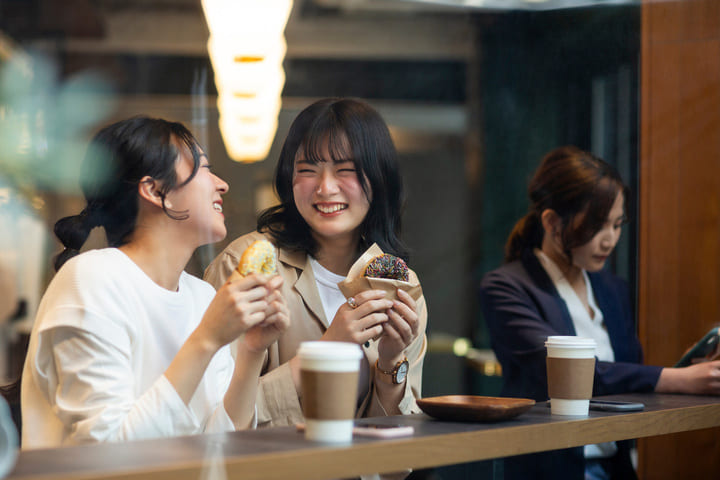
[309,257,348,326]
[535,249,617,459]
[21,248,236,449]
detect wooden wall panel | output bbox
[645,0,684,42]
[683,0,720,40]
[678,40,720,336]
[638,41,681,365]
[639,0,720,478]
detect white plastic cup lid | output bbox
[297,341,363,361]
[544,336,597,348]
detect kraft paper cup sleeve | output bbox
[301,371,359,420]
[337,243,422,302]
[546,357,596,399]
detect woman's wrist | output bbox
[655,367,683,393]
[376,353,405,373]
[186,329,222,358]
[236,340,267,363]
[375,354,409,388]
[373,355,407,413]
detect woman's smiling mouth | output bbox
[314,203,347,214]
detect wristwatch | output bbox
[376,357,409,384]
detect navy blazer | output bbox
[479,249,662,403]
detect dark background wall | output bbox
[473,5,640,362]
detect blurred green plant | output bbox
[0,46,116,197]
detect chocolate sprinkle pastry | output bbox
[364,254,409,282]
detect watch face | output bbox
[395,361,409,383]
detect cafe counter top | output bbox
[8,393,720,480]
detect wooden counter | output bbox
[8,393,720,480]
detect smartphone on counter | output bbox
[352,423,415,438]
[588,400,645,412]
[546,400,644,412]
[675,327,720,368]
[295,423,415,438]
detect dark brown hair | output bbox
[53,116,203,271]
[257,97,408,260]
[504,145,626,262]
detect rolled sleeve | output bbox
[205,402,256,432]
[46,328,202,444]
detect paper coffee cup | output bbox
[298,341,362,443]
[545,336,596,416]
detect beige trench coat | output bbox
[203,231,428,428]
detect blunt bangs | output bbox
[296,114,372,201]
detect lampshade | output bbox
[201,0,293,162]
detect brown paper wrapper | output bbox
[546,357,596,399]
[337,243,422,302]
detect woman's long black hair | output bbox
[505,145,627,263]
[53,116,203,271]
[258,98,409,260]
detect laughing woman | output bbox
[21,116,289,449]
[204,98,427,430]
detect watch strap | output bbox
[376,357,408,384]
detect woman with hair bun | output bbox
[21,116,289,449]
[480,146,720,480]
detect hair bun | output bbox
[53,247,80,272]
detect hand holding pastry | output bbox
[334,243,422,352]
[322,289,393,346]
[198,273,273,351]
[241,275,291,353]
[232,239,290,351]
[198,239,286,352]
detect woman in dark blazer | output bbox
[479,146,720,480]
